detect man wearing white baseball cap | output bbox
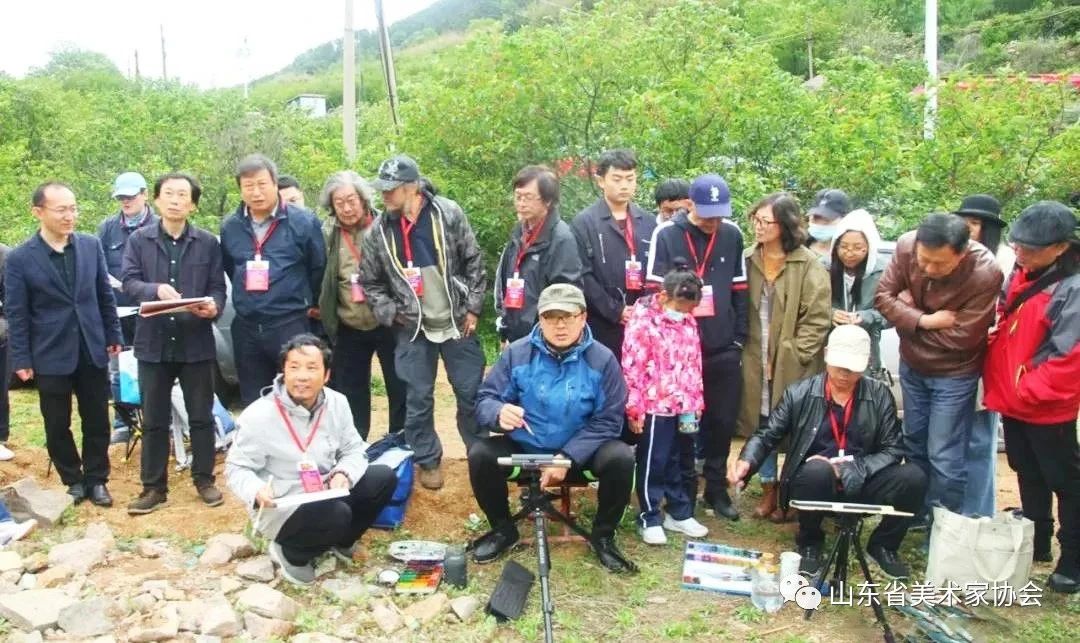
[730,325,927,579]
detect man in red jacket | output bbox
[983,200,1079,593]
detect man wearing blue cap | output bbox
[98,172,158,443]
[646,174,748,520]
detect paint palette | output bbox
[394,559,444,595]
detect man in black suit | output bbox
[4,181,123,506]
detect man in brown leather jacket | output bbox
[875,213,1002,522]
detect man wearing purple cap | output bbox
[98,171,158,443]
[646,174,748,520]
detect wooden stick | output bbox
[254,475,274,528]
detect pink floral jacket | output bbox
[621,294,705,423]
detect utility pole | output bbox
[924,0,938,139]
[375,0,402,133]
[134,49,141,82]
[160,24,167,80]
[343,0,357,162]
[807,29,814,79]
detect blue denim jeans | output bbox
[899,361,979,514]
[0,500,10,523]
[756,415,779,482]
[962,409,999,517]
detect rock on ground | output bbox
[1,478,73,527]
[235,555,275,582]
[291,634,346,643]
[242,611,295,638]
[47,538,107,574]
[450,595,481,621]
[0,551,24,573]
[320,577,379,603]
[402,592,449,625]
[128,603,180,642]
[35,565,74,589]
[57,597,114,638]
[371,599,404,634]
[0,588,76,631]
[199,597,241,637]
[236,583,300,621]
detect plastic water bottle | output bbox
[751,563,784,613]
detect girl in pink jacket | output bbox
[622,268,709,545]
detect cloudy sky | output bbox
[0,0,438,88]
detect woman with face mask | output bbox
[737,193,832,523]
[806,188,852,257]
[826,209,891,379]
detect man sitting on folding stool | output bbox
[470,284,636,572]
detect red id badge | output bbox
[245,259,270,292]
[403,265,423,297]
[625,259,643,291]
[505,273,525,309]
[692,285,715,317]
[298,459,323,493]
[349,274,366,303]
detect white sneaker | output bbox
[0,519,37,547]
[639,525,667,545]
[663,515,709,538]
[0,444,13,461]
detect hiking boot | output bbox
[868,544,910,579]
[127,489,167,515]
[753,482,778,519]
[663,515,709,538]
[472,524,519,564]
[705,489,739,521]
[67,483,87,504]
[268,541,316,586]
[418,464,444,490]
[196,483,225,507]
[799,544,823,577]
[591,536,638,573]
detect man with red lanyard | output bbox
[570,149,656,362]
[226,334,397,586]
[495,165,583,344]
[646,173,748,520]
[316,171,406,440]
[730,326,927,579]
[360,155,487,490]
[220,154,326,405]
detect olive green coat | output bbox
[736,244,832,438]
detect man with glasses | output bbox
[6,182,123,506]
[495,165,582,344]
[98,172,158,443]
[470,283,636,572]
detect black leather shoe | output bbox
[798,544,823,577]
[707,490,739,521]
[591,536,638,574]
[472,526,519,564]
[1048,572,1080,594]
[88,484,113,508]
[67,483,87,504]
[868,544,910,579]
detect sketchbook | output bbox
[139,296,214,317]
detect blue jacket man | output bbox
[219,154,326,405]
[5,182,123,507]
[469,283,636,573]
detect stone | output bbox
[321,578,376,604]
[35,565,73,589]
[199,542,233,567]
[0,551,25,573]
[0,588,76,631]
[17,573,36,590]
[205,533,254,559]
[84,522,115,548]
[236,555,274,582]
[291,634,346,643]
[449,595,481,622]
[10,631,44,643]
[194,637,222,643]
[199,598,241,637]
[128,603,180,642]
[370,600,403,634]
[2,569,21,584]
[171,600,202,632]
[130,593,158,613]
[164,587,186,601]
[402,592,449,625]
[242,611,295,638]
[21,553,47,573]
[1,478,73,527]
[135,540,168,559]
[47,539,106,574]
[236,583,299,621]
[57,597,114,638]
[220,576,243,594]
[314,556,337,578]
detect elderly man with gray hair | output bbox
[317,171,406,439]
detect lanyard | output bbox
[274,396,326,454]
[622,214,637,260]
[513,220,546,274]
[684,230,718,278]
[399,216,418,266]
[341,227,363,265]
[825,378,855,456]
[252,219,281,261]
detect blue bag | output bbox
[367,433,415,530]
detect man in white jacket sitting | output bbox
[226,333,397,585]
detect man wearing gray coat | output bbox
[225,334,396,585]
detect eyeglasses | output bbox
[539,312,582,326]
[837,244,868,254]
[514,193,542,204]
[41,206,79,216]
[333,195,363,210]
[751,216,777,227]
